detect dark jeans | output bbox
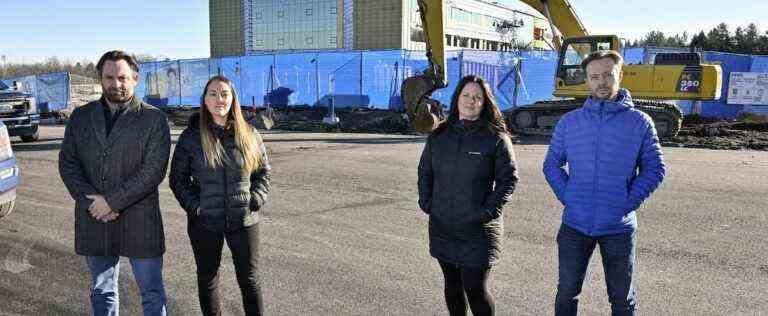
[555,223,636,316]
[438,260,494,316]
[188,221,263,316]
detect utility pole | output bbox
[311,53,319,106]
[0,55,5,78]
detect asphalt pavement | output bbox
[0,126,766,315]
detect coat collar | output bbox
[583,89,634,114]
[450,119,486,135]
[188,112,233,138]
[90,96,143,148]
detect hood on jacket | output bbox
[583,88,634,113]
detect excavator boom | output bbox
[401,0,448,133]
[517,0,588,50]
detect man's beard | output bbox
[592,87,614,100]
[104,87,132,104]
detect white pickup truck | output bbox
[0,80,39,142]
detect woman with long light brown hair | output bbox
[170,75,270,315]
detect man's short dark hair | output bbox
[581,50,624,70]
[96,50,140,77]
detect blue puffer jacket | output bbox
[543,89,665,236]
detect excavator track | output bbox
[633,99,683,139]
[506,99,683,139]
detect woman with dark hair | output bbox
[169,75,270,316]
[418,75,519,316]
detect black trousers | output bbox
[188,221,263,316]
[438,260,495,316]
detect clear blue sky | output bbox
[0,0,765,64]
[0,0,209,64]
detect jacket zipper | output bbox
[223,158,229,231]
[590,104,605,235]
[451,132,463,262]
[102,147,110,255]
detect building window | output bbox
[255,11,263,19]
[277,10,284,18]
[330,35,337,45]
[306,8,313,16]
[329,5,337,15]
[277,38,285,46]
[306,36,313,45]
[410,26,425,43]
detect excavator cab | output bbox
[554,35,620,97]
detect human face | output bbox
[586,57,623,100]
[204,80,233,125]
[457,82,484,121]
[100,60,138,103]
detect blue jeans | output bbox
[554,223,636,316]
[85,256,167,316]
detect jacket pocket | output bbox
[465,152,492,177]
[562,182,572,205]
[623,179,634,213]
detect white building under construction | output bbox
[209,0,551,57]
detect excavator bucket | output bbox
[402,74,444,133]
[412,98,442,133]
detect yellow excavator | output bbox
[401,0,723,138]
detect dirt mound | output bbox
[167,107,416,135]
[665,114,768,150]
[273,107,412,134]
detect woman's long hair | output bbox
[199,75,262,172]
[433,75,508,135]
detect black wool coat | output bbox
[59,97,171,258]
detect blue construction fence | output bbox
[3,48,768,118]
[134,49,559,112]
[133,48,768,118]
[1,72,70,113]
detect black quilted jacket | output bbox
[169,113,271,232]
[418,119,518,267]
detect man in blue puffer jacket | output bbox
[543,50,666,316]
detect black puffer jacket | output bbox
[169,113,271,232]
[418,119,518,267]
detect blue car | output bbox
[0,121,19,219]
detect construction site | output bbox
[5,45,768,151]
[4,0,768,151]
[1,0,768,314]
